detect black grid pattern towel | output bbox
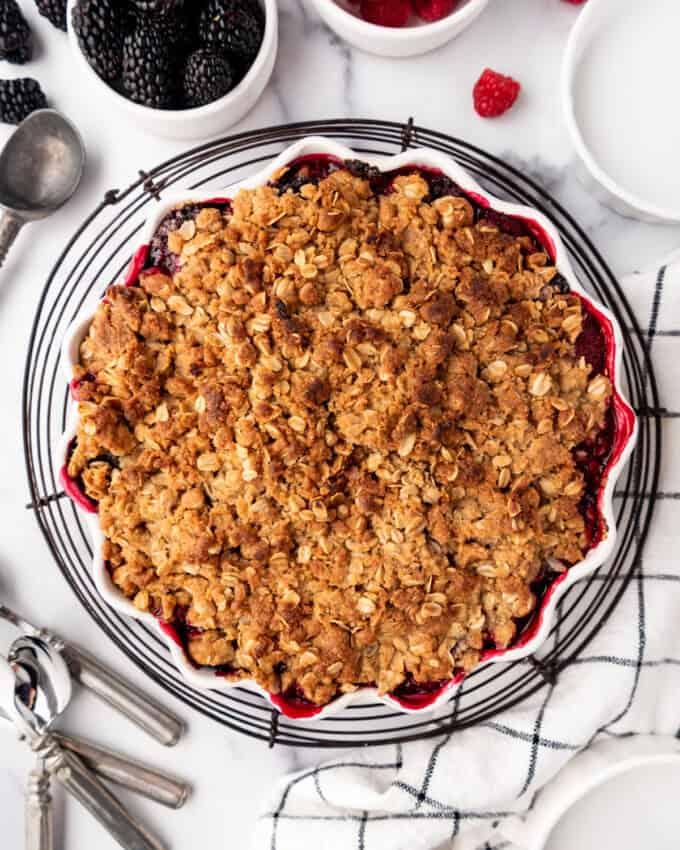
[254,255,680,850]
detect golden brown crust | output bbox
[69,166,612,705]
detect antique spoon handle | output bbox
[42,741,166,850]
[54,733,190,809]
[0,212,23,270]
[59,643,184,747]
[25,758,53,850]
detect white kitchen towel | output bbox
[254,254,680,850]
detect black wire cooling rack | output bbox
[22,119,662,748]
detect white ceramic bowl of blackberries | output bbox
[66,0,278,140]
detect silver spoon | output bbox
[10,642,179,841]
[0,603,184,746]
[0,109,84,269]
[0,653,166,850]
[9,638,69,850]
[10,636,72,729]
[0,695,189,808]
[7,635,189,808]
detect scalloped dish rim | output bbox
[58,137,638,720]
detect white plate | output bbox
[563,0,680,222]
[503,736,680,850]
[59,137,638,720]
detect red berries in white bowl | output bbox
[357,0,460,28]
[415,0,460,23]
[310,0,490,57]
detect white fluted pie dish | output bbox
[59,137,637,720]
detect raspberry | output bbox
[472,68,521,118]
[414,0,458,22]
[360,0,412,27]
[561,0,587,3]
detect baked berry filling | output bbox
[70,371,95,401]
[148,199,232,275]
[67,156,632,716]
[60,439,98,513]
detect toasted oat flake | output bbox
[357,597,376,615]
[529,372,552,397]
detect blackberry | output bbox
[131,0,183,13]
[270,159,341,195]
[248,0,265,27]
[477,207,535,243]
[183,49,234,108]
[143,8,195,56]
[0,0,32,64]
[344,159,381,183]
[236,0,264,28]
[426,174,464,201]
[198,0,263,66]
[0,78,47,124]
[34,0,67,31]
[122,24,176,109]
[149,201,230,270]
[72,0,126,83]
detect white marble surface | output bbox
[0,1,679,848]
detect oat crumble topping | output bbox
[68,162,613,705]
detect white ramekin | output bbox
[59,136,637,720]
[308,0,489,58]
[66,0,278,141]
[562,0,680,223]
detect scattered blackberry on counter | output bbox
[183,48,235,107]
[34,0,67,31]
[72,0,126,83]
[0,0,32,64]
[198,0,263,66]
[0,78,47,123]
[122,24,175,108]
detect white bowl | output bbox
[66,0,278,141]
[59,136,637,720]
[309,0,489,58]
[562,0,680,223]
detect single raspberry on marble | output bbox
[414,0,458,22]
[561,0,587,4]
[360,0,412,27]
[473,68,521,118]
